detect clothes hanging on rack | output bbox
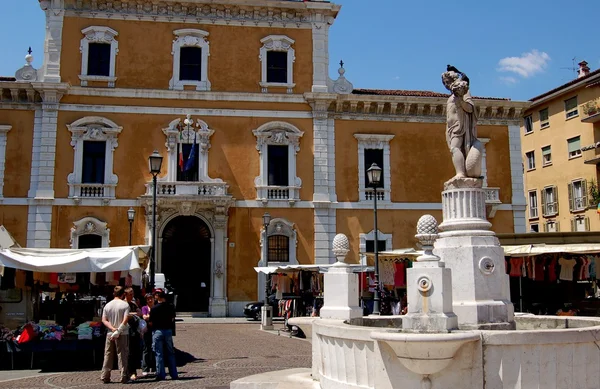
[558,257,577,281]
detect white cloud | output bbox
[393,76,400,80]
[500,76,518,85]
[497,50,550,78]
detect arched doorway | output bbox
[161,216,212,312]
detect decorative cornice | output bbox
[304,92,530,125]
[65,0,340,29]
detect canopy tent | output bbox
[503,244,600,257]
[254,263,374,275]
[0,245,150,273]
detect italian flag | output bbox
[178,130,184,172]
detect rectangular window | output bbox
[266,51,288,83]
[569,179,588,211]
[565,96,579,119]
[176,143,199,182]
[545,221,559,233]
[542,186,558,216]
[82,141,106,184]
[267,235,289,262]
[542,145,552,165]
[528,190,538,218]
[572,217,590,232]
[530,224,539,233]
[364,149,385,188]
[267,145,289,186]
[526,151,535,170]
[524,115,533,134]
[87,43,111,76]
[179,47,202,81]
[78,234,103,249]
[366,240,387,253]
[539,108,549,128]
[567,136,581,158]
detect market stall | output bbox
[0,245,150,370]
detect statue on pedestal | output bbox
[442,65,483,189]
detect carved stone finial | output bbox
[415,215,440,262]
[329,61,353,95]
[332,233,350,263]
[15,47,37,81]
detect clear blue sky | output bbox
[1,0,598,101]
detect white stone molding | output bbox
[508,124,527,233]
[0,125,11,197]
[161,117,223,183]
[15,51,38,82]
[169,29,211,91]
[359,229,393,265]
[354,134,394,203]
[79,26,119,87]
[312,17,334,93]
[253,121,304,204]
[479,138,490,187]
[67,116,122,199]
[39,0,65,83]
[70,216,110,248]
[259,35,296,93]
[328,62,353,94]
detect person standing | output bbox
[125,287,142,381]
[149,289,178,381]
[141,293,156,376]
[100,286,130,384]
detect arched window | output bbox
[70,217,110,249]
[259,35,295,93]
[169,29,211,91]
[262,218,297,266]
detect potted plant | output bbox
[588,179,600,207]
[583,100,599,116]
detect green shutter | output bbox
[568,183,574,211]
[568,137,581,153]
[542,146,551,155]
[565,97,578,111]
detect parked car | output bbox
[244,293,300,320]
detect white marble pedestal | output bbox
[436,182,514,330]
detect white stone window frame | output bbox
[359,229,393,266]
[169,29,211,91]
[0,125,11,198]
[253,121,304,205]
[67,116,122,200]
[528,189,538,219]
[79,26,119,87]
[259,35,296,93]
[70,216,110,248]
[354,134,394,203]
[260,218,298,267]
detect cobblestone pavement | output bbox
[0,323,311,389]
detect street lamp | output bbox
[261,212,273,330]
[127,207,135,246]
[366,162,382,315]
[148,150,163,291]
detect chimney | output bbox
[578,61,590,78]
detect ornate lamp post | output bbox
[366,163,382,315]
[148,150,163,290]
[127,207,135,246]
[261,212,273,330]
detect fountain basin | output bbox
[370,331,480,376]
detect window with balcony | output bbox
[567,136,581,159]
[176,143,200,182]
[169,29,210,91]
[568,179,588,212]
[79,26,119,87]
[542,145,552,166]
[528,190,538,219]
[67,117,122,199]
[544,220,559,233]
[541,186,558,217]
[565,96,579,119]
[526,151,536,170]
[259,35,295,93]
[354,134,394,202]
[524,115,533,134]
[571,216,590,232]
[263,218,297,265]
[253,122,304,203]
[539,108,549,128]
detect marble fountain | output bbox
[231,67,600,389]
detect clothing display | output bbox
[558,257,577,281]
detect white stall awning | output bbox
[503,244,600,257]
[0,245,150,273]
[254,263,374,274]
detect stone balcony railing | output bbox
[484,187,502,219]
[360,188,389,202]
[256,186,300,205]
[581,98,600,123]
[146,181,228,197]
[69,183,116,200]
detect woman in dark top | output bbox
[125,287,142,381]
[141,293,156,376]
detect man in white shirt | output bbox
[101,286,130,384]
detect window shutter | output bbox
[543,223,548,232]
[571,218,576,232]
[582,180,588,208]
[585,217,590,231]
[568,183,573,211]
[553,186,559,214]
[556,221,560,232]
[541,190,547,216]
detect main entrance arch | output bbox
[161,216,212,312]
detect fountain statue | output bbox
[231,65,600,389]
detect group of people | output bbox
[100,286,178,384]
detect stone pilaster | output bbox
[311,15,333,93]
[508,124,527,233]
[0,125,11,198]
[210,214,228,317]
[39,0,65,83]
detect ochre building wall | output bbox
[0,109,34,198]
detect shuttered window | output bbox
[565,96,578,119]
[542,186,558,216]
[539,108,549,128]
[568,180,588,211]
[567,136,581,158]
[542,146,552,165]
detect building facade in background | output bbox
[0,0,528,316]
[521,61,600,234]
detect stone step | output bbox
[176,312,209,318]
[230,368,317,389]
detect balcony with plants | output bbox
[581,98,600,123]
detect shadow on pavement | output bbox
[175,348,204,367]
